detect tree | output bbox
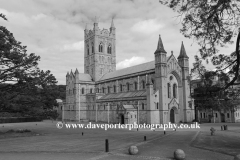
[191,65,239,122]
[160,0,240,90]
[0,14,59,115]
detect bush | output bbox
[192,119,199,122]
[16,129,31,133]
[6,129,15,133]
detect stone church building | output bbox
[63,19,194,124]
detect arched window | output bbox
[87,45,89,55]
[142,103,144,110]
[108,86,110,93]
[92,43,94,53]
[113,85,116,93]
[142,81,145,89]
[173,84,177,98]
[82,88,84,94]
[120,84,123,92]
[90,88,93,94]
[96,88,99,93]
[99,43,103,52]
[127,83,130,91]
[168,83,171,98]
[102,87,105,93]
[107,45,111,54]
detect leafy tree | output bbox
[160,0,240,89]
[191,65,239,122]
[0,14,59,115]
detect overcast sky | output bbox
[0,0,236,84]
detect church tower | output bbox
[154,35,167,124]
[84,18,116,81]
[178,42,191,122]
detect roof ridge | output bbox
[98,61,155,81]
[116,60,154,72]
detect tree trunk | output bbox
[212,109,215,123]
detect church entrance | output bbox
[120,114,125,124]
[170,109,175,123]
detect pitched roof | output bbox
[98,61,155,81]
[98,90,147,101]
[178,41,189,59]
[78,73,93,82]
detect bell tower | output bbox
[84,18,116,81]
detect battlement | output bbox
[85,27,115,39]
[84,19,115,39]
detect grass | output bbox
[191,131,240,156]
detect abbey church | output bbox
[64,19,195,124]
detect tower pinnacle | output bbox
[110,18,115,28]
[154,35,167,54]
[75,68,79,74]
[85,23,88,30]
[94,16,98,24]
[178,41,189,59]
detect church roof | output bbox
[98,61,155,81]
[78,73,93,82]
[98,90,147,101]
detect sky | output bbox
[0,0,236,84]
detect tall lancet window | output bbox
[107,45,112,54]
[168,83,171,98]
[87,45,89,55]
[126,83,130,91]
[82,88,85,94]
[134,82,138,90]
[99,43,103,52]
[142,80,145,89]
[108,86,110,93]
[120,84,123,92]
[173,84,177,98]
[92,42,94,53]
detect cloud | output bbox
[31,13,47,20]
[62,41,84,51]
[117,56,147,69]
[131,19,164,35]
